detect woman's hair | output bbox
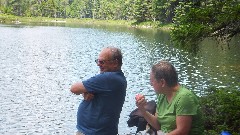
[151,60,178,87]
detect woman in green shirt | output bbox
[136,60,204,135]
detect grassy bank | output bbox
[0,14,172,31]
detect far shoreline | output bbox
[0,14,172,31]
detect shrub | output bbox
[200,87,240,135]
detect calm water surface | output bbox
[0,23,239,134]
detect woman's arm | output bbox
[167,115,192,135]
[141,111,161,130]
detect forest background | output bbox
[0,0,240,52]
[0,0,240,134]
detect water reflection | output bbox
[0,24,239,134]
[197,37,240,90]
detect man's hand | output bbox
[83,92,94,101]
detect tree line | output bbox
[0,0,194,23]
[0,0,239,52]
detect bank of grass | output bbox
[0,14,172,31]
[132,20,173,31]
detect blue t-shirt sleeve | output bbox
[82,73,111,93]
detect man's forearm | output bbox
[70,82,87,95]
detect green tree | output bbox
[121,0,135,20]
[171,0,240,52]
[133,0,153,22]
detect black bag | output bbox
[127,100,157,133]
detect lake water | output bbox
[0,23,239,135]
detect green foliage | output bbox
[200,87,240,135]
[155,0,178,23]
[133,0,153,22]
[171,0,240,52]
[171,1,211,52]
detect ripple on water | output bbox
[0,24,239,134]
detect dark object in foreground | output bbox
[127,100,157,134]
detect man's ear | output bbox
[113,59,119,67]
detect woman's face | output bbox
[150,71,164,94]
[150,71,159,93]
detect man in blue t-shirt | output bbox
[70,46,127,135]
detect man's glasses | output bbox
[95,59,113,65]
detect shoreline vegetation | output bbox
[0,14,173,31]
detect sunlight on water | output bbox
[0,24,239,134]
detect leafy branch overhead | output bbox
[171,0,240,51]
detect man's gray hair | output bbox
[106,46,123,66]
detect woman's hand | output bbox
[135,94,147,112]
